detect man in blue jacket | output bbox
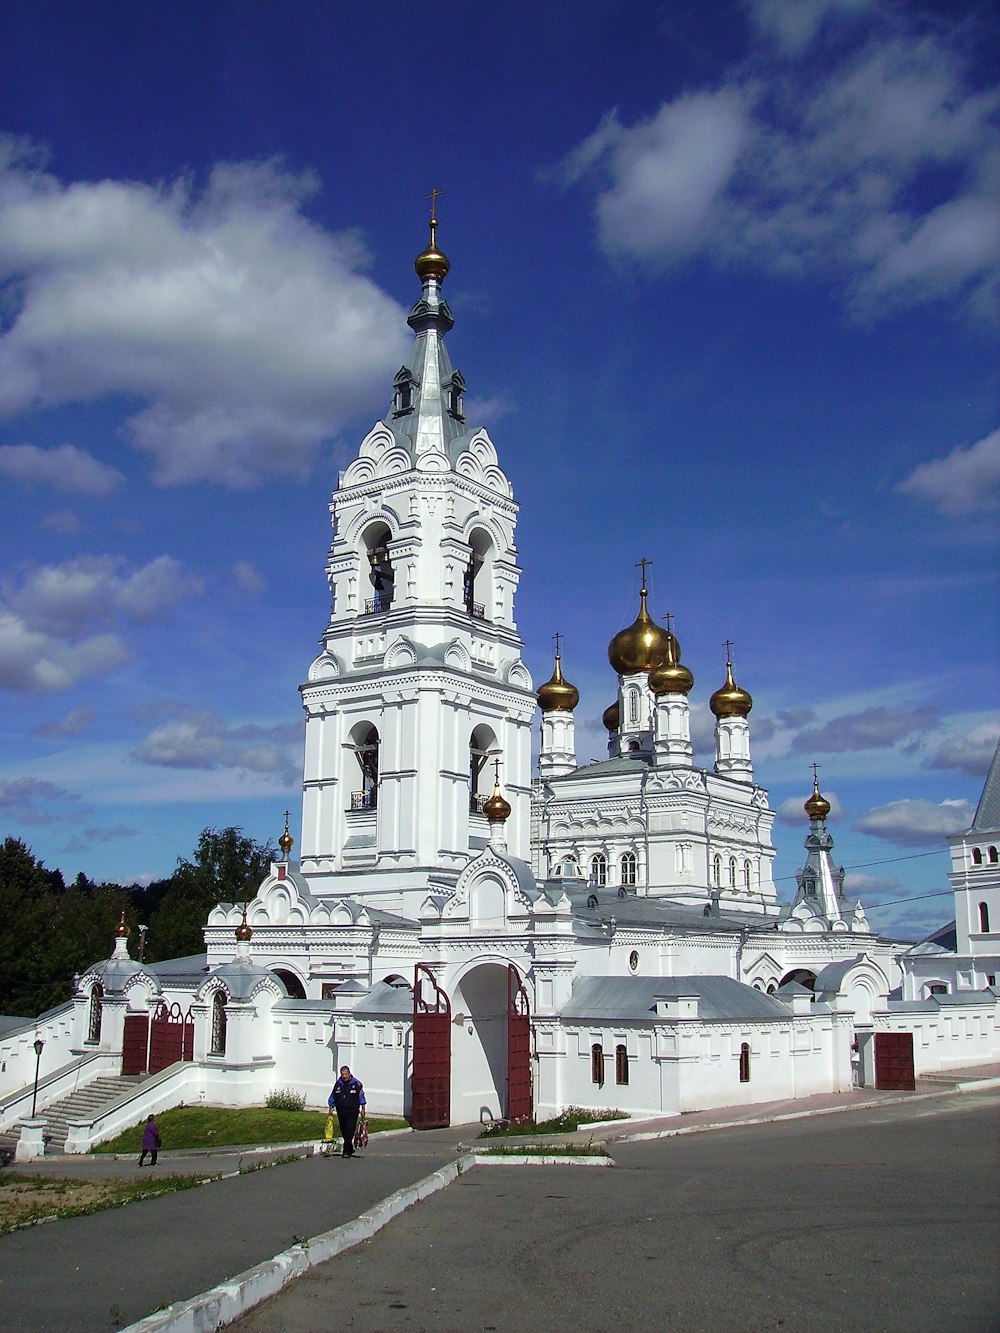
[329,1065,366,1157]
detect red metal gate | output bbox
[121,1013,150,1075]
[507,964,532,1121]
[874,1031,915,1090]
[148,1001,194,1074]
[411,965,451,1129]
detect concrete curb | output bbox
[122,1155,473,1333]
[468,1152,613,1167]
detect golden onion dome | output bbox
[709,658,753,718]
[537,651,579,713]
[414,212,450,284]
[115,910,130,939]
[608,586,670,675]
[804,776,832,822]
[482,779,512,824]
[235,905,253,943]
[602,699,620,732]
[648,628,694,696]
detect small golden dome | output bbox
[602,699,620,732]
[414,214,450,284]
[482,779,512,824]
[235,904,253,943]
[608,585,670,675]
[115,910,129,939]
[537,651,579,713]
[709,658,753,718]
[804,776,832,822]
[649,629,694,696]
[278,811,294,859]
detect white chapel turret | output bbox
[649,618,694,766]
[710,649,754,781]
[297,207,535,914]
[537,637,579,779]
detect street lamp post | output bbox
[31,1038,44,1118]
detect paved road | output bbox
[0,1126,470,1332]
[231,1091,1000,1333]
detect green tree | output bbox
[145,827,274,963]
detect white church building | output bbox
[2,218,998,1154]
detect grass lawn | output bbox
[478,1106,629,1138]
[93,1106,408,1153]
[0,1171,204,1234]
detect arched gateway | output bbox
[411,962,532,1128]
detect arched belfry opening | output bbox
[464,527,494,621]
[272,968,306,999]
[350,722,380,811]
[362,521,394,615]
[469,724,499,813]
[780,968,817,992]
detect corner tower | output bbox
[298,211,534,914]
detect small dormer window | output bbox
[393,368,417,417]
[804,875,817,898]
[446,371,466,421]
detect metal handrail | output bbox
[363,594,393,615]
[350,790,377,811]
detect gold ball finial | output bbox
[279,810,294,860]
[709,647,753,718]
[115,910,130,939]
[235,903,253,943]
[648,620,694,696]
[538,635,580,713]
[608,560,671,676]
[414,189,450,284]
[482,761,512,824]
[804,769,832,822]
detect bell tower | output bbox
[298,207,534,914]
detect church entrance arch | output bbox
[451,961,530,1125]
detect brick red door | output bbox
[411,965,451,1129]
[149,1002,195,1074]
[507,964,532,1121]
[121,1013,149,1075]
[874,1031,915,1090]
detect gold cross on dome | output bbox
[635,557,651,592]
[553,631,563,656]
[810,762,821,784]
[722,639,734,663]
[493,758,501,785]
[426,187,443,221]
[664,612,674,633]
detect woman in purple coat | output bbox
[138,1114,161,1167]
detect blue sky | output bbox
[0,0,996,939]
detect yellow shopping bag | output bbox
[322,1113,335,1154]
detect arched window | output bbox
[979,902,991,933]
[86,983,104,1045]
[712,855,722,888]
[621,852,637,886]
[350,724,379,810]
[615,1044,629,1086]
[972,847,983,865]
[729,857,737,888]
[469,724,498,813]
[362,521,394,615]
[591,1043,604,1087]
[989,846,999,864]
[464,528,494,620]
[210,991,228,1056]
[739,1042,751,1083]
[928,983,948,997]
[743,860,752,891]
[766,983,777,995]
[628,689,639,724]
[591,853,607,887]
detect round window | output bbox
[628,949,639,973]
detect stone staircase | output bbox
[1,1074,144,1159]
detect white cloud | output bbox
[925,722,999,779]
[465,396,514,426]
[748,0,872,57]
[6,554,201,638]
[231,561,266,595]
[0,443,124,494]
[0,146,410,487]
[791,705,939,754]
[854,797,974,846]
[41,510,83,535]
[0,775,82,823]
[897,426,1000,517]
[562,19,999,318]
[0,609,126,692]
[776,790,845,825]
[133,706,301,781]
[32,705,98,738]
